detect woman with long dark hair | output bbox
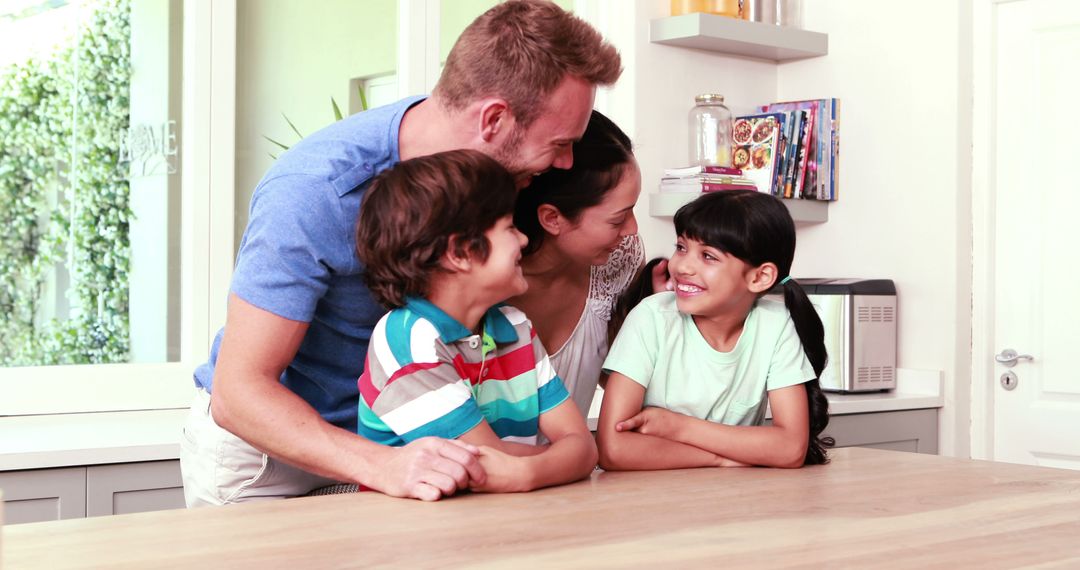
[509,110,648,417]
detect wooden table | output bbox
[5,447,1080,568]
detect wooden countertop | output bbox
[5,447,1080,568]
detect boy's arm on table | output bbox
[596,373,732,471]
[616,383,811,468]
[456,421,547,457]
[211,294,486,501]
[461,399,598,493]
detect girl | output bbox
[597,190,832,469]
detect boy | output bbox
[354,149,598,493]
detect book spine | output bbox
[701,183,758,192]
[701,166,744,176]
[784,111,803,199]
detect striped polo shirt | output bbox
[357,298,570,446]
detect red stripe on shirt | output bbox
[359,358,444,406]
[452,342,536,384]
[385,361,444,387]
[358,354,380,407]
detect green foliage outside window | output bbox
[0,0,132,366]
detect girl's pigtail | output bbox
[782,278,834,465]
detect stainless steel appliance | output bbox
[771,278,897,392]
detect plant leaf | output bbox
[331,97,343,121]
[282,113,304,139]
[263,135,290,152]
[358,85,368,112]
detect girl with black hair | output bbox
[597,190,833,469]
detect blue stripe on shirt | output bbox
[399,398,485,442]
[537,375,570,414]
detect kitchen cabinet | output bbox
[0,460,183,525]
[823,408,938,454]
[767,408,939,455]
[0,467,86,524]
[86,460,185,517]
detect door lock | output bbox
[1000,371,1019,390]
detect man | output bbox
[179,0,622,505]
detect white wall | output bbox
[234,0,397,246]
[603,0,973,456]
[776,0,972,458]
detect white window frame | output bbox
[0,0,236,416]
[0,0,618,417]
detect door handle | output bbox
[995,348,1034,367]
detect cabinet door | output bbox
[823,409,939,454]
[86,460,184,517]
[0,467,87,524]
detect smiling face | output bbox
[668,236,759,319]
[492,75,595,189]
[472,215,531,304]
[550,160,641,266]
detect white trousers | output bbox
[178,388,340,507]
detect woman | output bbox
[510,110,652,417]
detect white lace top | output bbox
[548,234,645,417]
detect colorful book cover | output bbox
[731,113,785,196]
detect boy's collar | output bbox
[402,297,518,344]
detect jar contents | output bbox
[777,0,802,28]
[688,94,733,167]
[670,0,741,18]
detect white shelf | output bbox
[650,13,828,62]
[649,192,829,223]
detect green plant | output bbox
[0,0,132,365]
[264,85,369,159]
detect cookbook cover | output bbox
[731,113,785,196]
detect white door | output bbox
[984,0,1080,468]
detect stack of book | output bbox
[739,98,840,200]
[659,165,758,193]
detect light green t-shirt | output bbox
[602,292,815,426]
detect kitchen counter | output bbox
[0,409,187,471]
[1,368,941,471]
[5,447,1080,568]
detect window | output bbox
[1,0,233,415]
[2,0,603,417]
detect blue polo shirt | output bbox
[194,95,426,431]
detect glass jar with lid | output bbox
[688,94,733,167]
